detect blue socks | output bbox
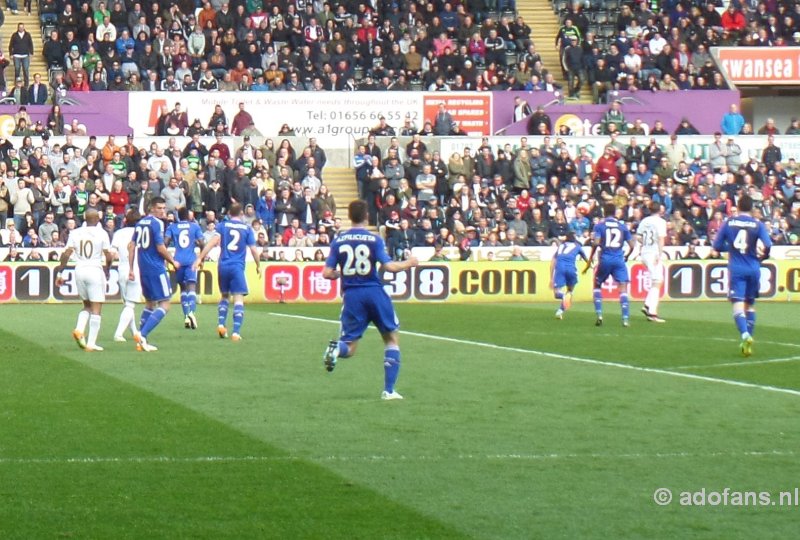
[734,310,749,336]
[384,346,401,393]
[620,293,630,320]
[187,291,197,313]
[746,310,756,336]
[338,341,352,358]
[141,307,166,338]
[180,291,189,316]
[218,299,229,326]
[232,303,244,335]
[593,289,603,316]
[140,308,153,329]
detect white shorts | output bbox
[640,253,664,283]
[76,267,107,303]
[119,276,142,304]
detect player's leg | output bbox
[86,302,104,351]
[73,299,91,349]
[185,281,198,329]
[229,269,250,341]
[374,291,403,400]
[231,293,246,341]
[593,264,609,326]
[643,256,665,321]
[379,331,403,400]
[613,263,631,326]
[85,269,106,351]
[138,272,172,351]
[324,291,366,372]
[115,278,141,342]
[553,270,567,319]
[217,267,231,338]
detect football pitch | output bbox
[1,300,799,539]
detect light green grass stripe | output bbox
[272,313,800,398]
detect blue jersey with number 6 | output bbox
[166,221,204,265]
[326,228,391,290]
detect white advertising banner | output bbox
[439,135,800,163]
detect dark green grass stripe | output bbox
[0,328,469,540]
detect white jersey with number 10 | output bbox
[638,215,667,257]
[67,224,111,269]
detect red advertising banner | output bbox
[422,93,492,136]
[716,47,800,85]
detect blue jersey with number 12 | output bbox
[593,217,631,262]
[166,221,204,265]
[216,219,256,268]
[326,228,390,290]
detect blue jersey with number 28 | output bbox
[326,228,390,290]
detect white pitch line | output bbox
[710,337,800,349]
[271,313,800,398]
[0,449,796,466]
[673,356,800,370]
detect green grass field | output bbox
[1,300,799,539]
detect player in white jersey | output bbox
[110,209,142,343]
[55,208,113,351]
[637,202,667,323]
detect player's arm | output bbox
[248,244,261,275]
[103,248,113,277]
[710,222,728,258]
[127,240,137,280]
[192,233,220,270]
[157,242,179,269]
[758,222,772,260]
[582,238,599,274]
[54,247,74,286]
[624,237,636,262]
[383,256,419,273]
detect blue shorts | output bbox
[174,265,198,286]
[218,264,248,295]
[141,270,173,302]
[728,268,760,304]
[340,286,399,342]
[553,267,578,289]
[595,259,629,287]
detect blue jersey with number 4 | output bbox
[593,218,631,262]
[166,221,204,265]
[133,215,166,275]
[712,215,771,274]
[326,228,391,290]
[216,219,256,268]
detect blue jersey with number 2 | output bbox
[217,219,256,268]
[326,228,391,290]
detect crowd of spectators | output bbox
[554,0,800,103]
[0,133,344,261]
[33,0,542,95]
[354,131,800,261]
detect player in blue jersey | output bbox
[192,203,261,342]
[551,232,589,320]
[711,195,772,356]
[322,200,419,400]
[128,197,180,352]
[583,203,636,327]
[165,208,205,330]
